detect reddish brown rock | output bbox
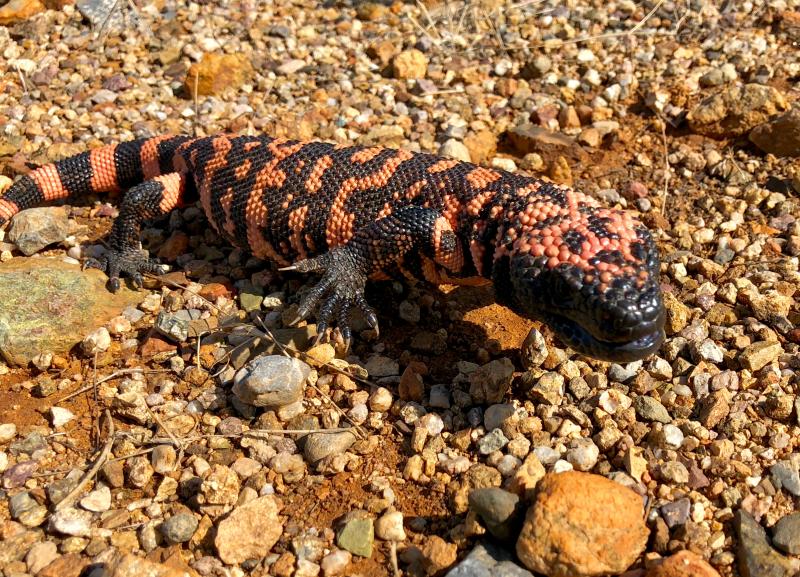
[516,471,649,577]
[749,107,800,158]
[157,231,190,261]
[645,551,721,577]
[39,554,90,577]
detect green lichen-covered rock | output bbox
[0,258,143,365]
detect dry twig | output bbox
[54,410,115,511]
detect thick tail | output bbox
[0,134,194,226]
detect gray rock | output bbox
[634,396,671,423]
[8,206,70,255]
[469,358,514,404]
[9,491,38,519]
[365,355,399,377]
[770,461,800,496]
[660,498,691,528]
[477,429,509,455]
[483,404,516,432]
[304,430,358,464]
[154,311,190,342]
[468,488,522,541]
[233,355,311,408]
[160,512,199,544]
[608,363,640,382]
[10,431,47,455]
[735,510,799,577]
[46,472,81,506]
[772,513,800,555]
[446,542,534,577]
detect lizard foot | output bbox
[84,249,165,293]
[280,246,379,350]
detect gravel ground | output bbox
[1,1,800,576]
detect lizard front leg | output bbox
[283,206,463,348]
[85,173,186,291]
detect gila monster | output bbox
[0,134,665,362]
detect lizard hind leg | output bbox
[85,172,186,292]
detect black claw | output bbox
[314,321,329,344]
[108,277,121,293]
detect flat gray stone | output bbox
[446,542,534,577]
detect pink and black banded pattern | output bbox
[0,133,665,361]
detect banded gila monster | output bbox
[0,134,665,362]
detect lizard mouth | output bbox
[541,309,665,363]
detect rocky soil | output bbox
[1,0,800,576]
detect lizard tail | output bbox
[0,134,194,226]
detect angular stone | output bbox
[446,541,535,577]
[7,207,69,255]
[735,510,799,577]
[645,550,721,577]
[336,517,374,558]
[215,495,283,564]
[184,53,254,96]
[304,430,358,464]
[772,513,800,555]
[749,107,800,157]
[687,84,789,138]
[105,552,196,577]
[469,358,514,405]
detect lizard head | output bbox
[495,189,665,362]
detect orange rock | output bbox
[464,130,498,165]
[198,282,230,300]
[645,550,721,577]
[516,471,649,576]
[392,49,428,80]
[184,53,254,97]
[0,0,45,26]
